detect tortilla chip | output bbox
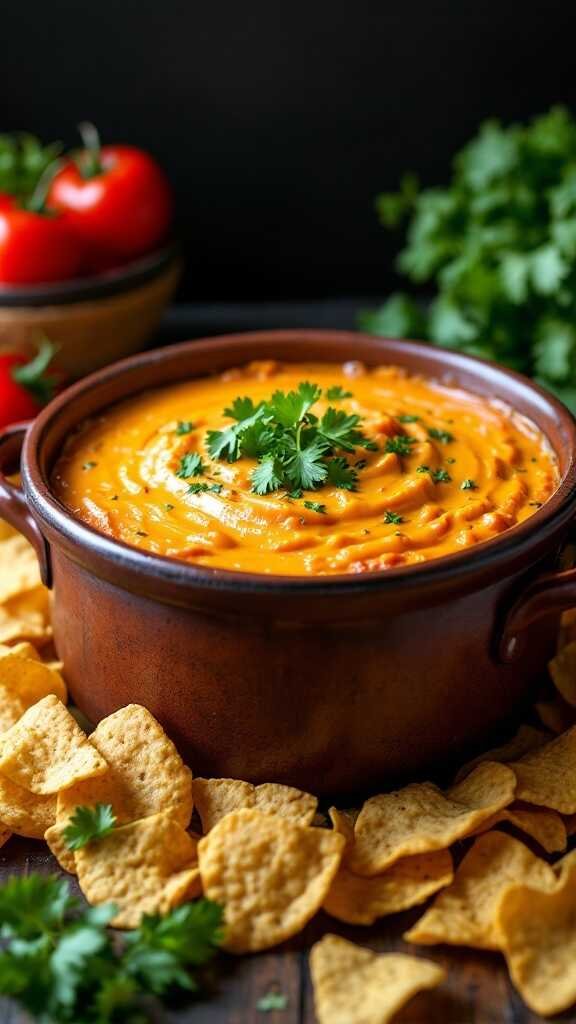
[0,535,41,602]
[193,777,317,833]
[0,774,56,838]
[310,934,445,1024]
[349,762,516,876]
[0,695,107,794]
[198,808,344,953]
[550,641,576,707]
[0,641,41,663]
[454,724,549,783]
[405,832,556,951]
[0,595,52,647]
[497,849,576,1015]
[44,820,77,874]
[324,849,453,925]
[76,809,201,929]
[57,704,192,831]
[0,656,67,734]
[511,726,576,813]
[328,807,358,848]
[471,803,567,854]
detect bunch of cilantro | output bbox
[361,106,576,410]
[0,874,223,1023]
[206,382,375,495]
[0,133,62,201]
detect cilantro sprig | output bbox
[64,804,117,851]
[206,382,377,496]
[0,874,223,1023]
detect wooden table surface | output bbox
[0,833,567,1024]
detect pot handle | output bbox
[0,423,52,587]
[499,566,576,662]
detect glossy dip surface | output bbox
[51,359,558,575]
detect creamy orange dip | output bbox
[51,360,558,575]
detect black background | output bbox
[2,2,575,301]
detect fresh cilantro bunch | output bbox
[0,874,223,1023]
[206,382,376,495]
[0,133,62,201]
[361,106,576,410]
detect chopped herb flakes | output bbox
[82,461,97,470]
[398,413,420,423]
[417,465,451,483]
[175,420,195,435]
[461,478,477,490]
[428,427,455,444]
[384,510,404,524]
[188,482,223,495]
[384,435,416,457]
[303,501,327,514]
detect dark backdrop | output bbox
[2,2,575,301]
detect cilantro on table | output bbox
[361,106,576,411]
[63,804,117,851]
[206,382,377,496]
[257,990,288,1012]
[0,874,223,1023]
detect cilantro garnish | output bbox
[0,874,223,1022]
[461,478,477,490]
[188,482,223,495]
[398,413,420,423]
[416,464,430,474]
[64,804,117,851]
[428,427,455,444]
[384,510,404,524]
[175,421,195,435]
[326,385,353,400]
[165,503,175,511]
[176,453,205,479]
[431,468,452,483]
[384,435,416,457]
[207,381,376,496]
[303,501,327,514]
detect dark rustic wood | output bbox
[0,836,563,1024]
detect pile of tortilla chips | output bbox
[6,526,576,1021]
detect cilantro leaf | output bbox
[326,457,358,490]
[397,413,420,423]
[303,500,327,514]
[125,901,224,995]
[325,385,353,400]
[285,437,329,490]
[188,482,222,495]
[317,408,364,452]
[224,396,260,421]
[268,382,321,427]
[64,804,117,851]
[251,456,285,495]
[257,990,288,1012]
[176,453,205,479]
[206,425,241,463]
[384,510,404,524]
[431,468,452,483]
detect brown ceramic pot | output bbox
[2,331,576,794]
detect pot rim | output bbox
[21,329,576,597]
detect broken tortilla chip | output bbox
[76,809,201,929]
[44,820,77,874]
[57,704,193,831]
[198,808,344,953]
[0,695,107,794]
[0,656,67,733]
[324,849,453,925]
[310,934,445,1024]
[0,535,42,603]
[405,832,556,950]
[349,762,516,876]
[497,849,576,1015]
[534,696,575,735]
[193,777,317,833]
[511,726,576,813]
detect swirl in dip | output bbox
[51,360,558,575]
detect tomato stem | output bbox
[26,157,66,214]
[77,121,103,178]
[12,336,58,403]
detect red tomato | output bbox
[0,196,82,285]
[48,144,173,270]
[0,340,58,428]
